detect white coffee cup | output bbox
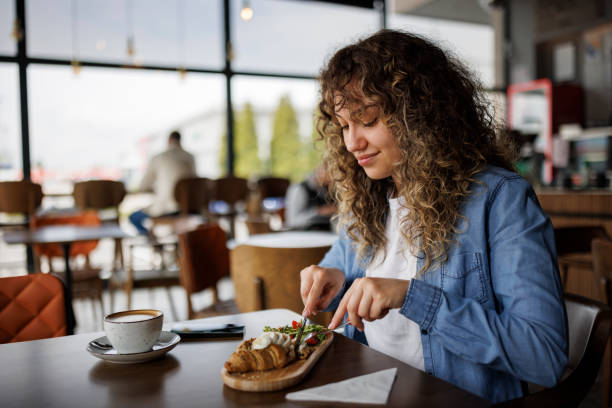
[103,309,163,354]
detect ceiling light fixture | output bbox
[71,0,80,75]
[178,0,186,80]
[240,0,253,21]
[126,0,136,58]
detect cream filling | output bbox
[252,332,292,350]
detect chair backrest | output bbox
[0,274,67,343]
[230,244,330,319]
[592,238,612,305]
[554,226,609,256]
[174,177,213,215]
[257,177,290,199]
[72,180,126,211]
[212,176,249,206]
[245,218,273,235]
[178,224,229,296]
[500,293,612,407]
[0,180,43,216]
[31,211,101,258]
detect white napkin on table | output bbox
[285,367,397,405]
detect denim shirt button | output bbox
[421,329,428,335]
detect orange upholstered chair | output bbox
[0,274,67,343]
[30,211,105,315]
[31,211,101,260]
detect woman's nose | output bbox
[344,127,366,153]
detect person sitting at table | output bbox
[129,130,196,235]
[284,165,336,231]
[299,29,567,403]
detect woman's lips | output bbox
[357,153,378,166]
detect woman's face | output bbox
[335,101,402,184]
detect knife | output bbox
[293,317,307,353]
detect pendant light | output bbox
[240,0,253,21]
[126,0,136,59]
[71,0,80,75]
[11,18,23,41]
[177,0,186,80]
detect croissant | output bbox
[224,338,296,373]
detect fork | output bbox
[302,322,349,343]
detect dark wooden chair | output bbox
[210,176,249,238]
[149,177,214,235]
[0,181,43,273]
[251,176,291,228]
[174,177,214,220]
[230,244,332,326]
[244,218,273,235]
[72,180,126,224]
[257,177,290,200]
[497,293,612,408]
[592,238,612,408]
[177,224,238,319]
[0,180,43,228]
[73,180,128,313]
[554,226,609,290]
[72,179,127,279]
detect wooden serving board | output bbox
[221,332,333,392]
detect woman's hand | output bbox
[300,265,346,318]
[328,278,410,331]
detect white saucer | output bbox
[87,331,180,364]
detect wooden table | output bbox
[0,309,489,408]
[2,224,128,334]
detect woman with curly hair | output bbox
[300,30,567,403]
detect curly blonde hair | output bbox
[318,29,517,273]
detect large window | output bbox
[232,0,379,75]
[0,0,15,55]
[231,76,319,180]
[28,65,224,193]
[0,64,21,181]
[26,0,223,69]
[389,13,495,88]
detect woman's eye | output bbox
[363,118,378,127]
[340,124,349,132]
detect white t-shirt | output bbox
[363,197,424,371]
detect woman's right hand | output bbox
[300,265,345,318]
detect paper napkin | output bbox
[285,367,397,405]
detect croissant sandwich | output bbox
[224,332,296,373]
[224,321,328,374]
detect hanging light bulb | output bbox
[126,36,135,57]
[71,0,80,76]
[71,59,81,75]
[177,0,186,80]
[126,0,136,58]
[240,0,253,21]
[11,18,23,41]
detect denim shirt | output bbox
[319,166,568,403]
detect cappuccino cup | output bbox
[103,309,163,354]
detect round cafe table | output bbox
[229,230,337,249]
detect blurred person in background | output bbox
[300,30,567,403]
[285,165,336,231]
[129,131,196,235]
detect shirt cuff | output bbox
[400,279,442,333]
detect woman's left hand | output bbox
[328,277,410,331]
